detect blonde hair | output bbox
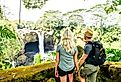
[60,28,75,52]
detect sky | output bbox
[0,0,106,22]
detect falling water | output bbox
[36,31,45,58]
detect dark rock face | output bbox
[44,34,54,52]
[24,41,39,54]
[15,41,39,67]
[17,41,39,66]
[15,53,34,67]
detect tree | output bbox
[104,0,121,14]
[119,0,121,14]
[68,14,83,31]
[22,0,49,9]
[36,10,63,30]
[36,10,64,45]
[0,20,22,69]
[0,5,4,19]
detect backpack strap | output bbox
[86,41,95,56]
[85,41,96,64]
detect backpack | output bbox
[85,41,106,66]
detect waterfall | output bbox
[11,60,16,68]
[37,31,45,59]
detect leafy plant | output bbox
[106,48,121,62]
[0,20,22,69]
[45,51,56,61]
[34,53,42,64]
[0,59,12,70]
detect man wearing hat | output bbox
[78,28,100,82]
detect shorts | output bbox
[79,64,99,77]
[57,66,75,76]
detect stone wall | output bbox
[0,62,56,82]
[0,62,121,82]
[97,62,121,82]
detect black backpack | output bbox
[85,41,106,66]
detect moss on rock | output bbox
[97,62,121,82]
[0,61,121,82]
[0,61,55,82]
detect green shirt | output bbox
[56,45,78,72]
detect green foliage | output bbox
[0,59,12,70]
[119,0,121,5]
[106,48,121,62]
[68,15,83,30]
[46,51,56,61]
[36,10,64,44]
[34,53,42,64]
[22,0,49,9]
[119,11,121,14]
[51,51,56,57]
[104,0,118,14]
[36,10,63,30]
[0,25,16,39]
[0,20,22,69]
[17,21,36,30]
[76,45,83,60]
[118,0,121,14]
[93,27,121,49]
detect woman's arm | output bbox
[55,52,60,71]
[55,52,60,77]
[74,51,79,71]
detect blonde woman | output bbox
[55,28,79,82]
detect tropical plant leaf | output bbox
[0,26,16,39]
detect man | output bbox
[78,28,100,82]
